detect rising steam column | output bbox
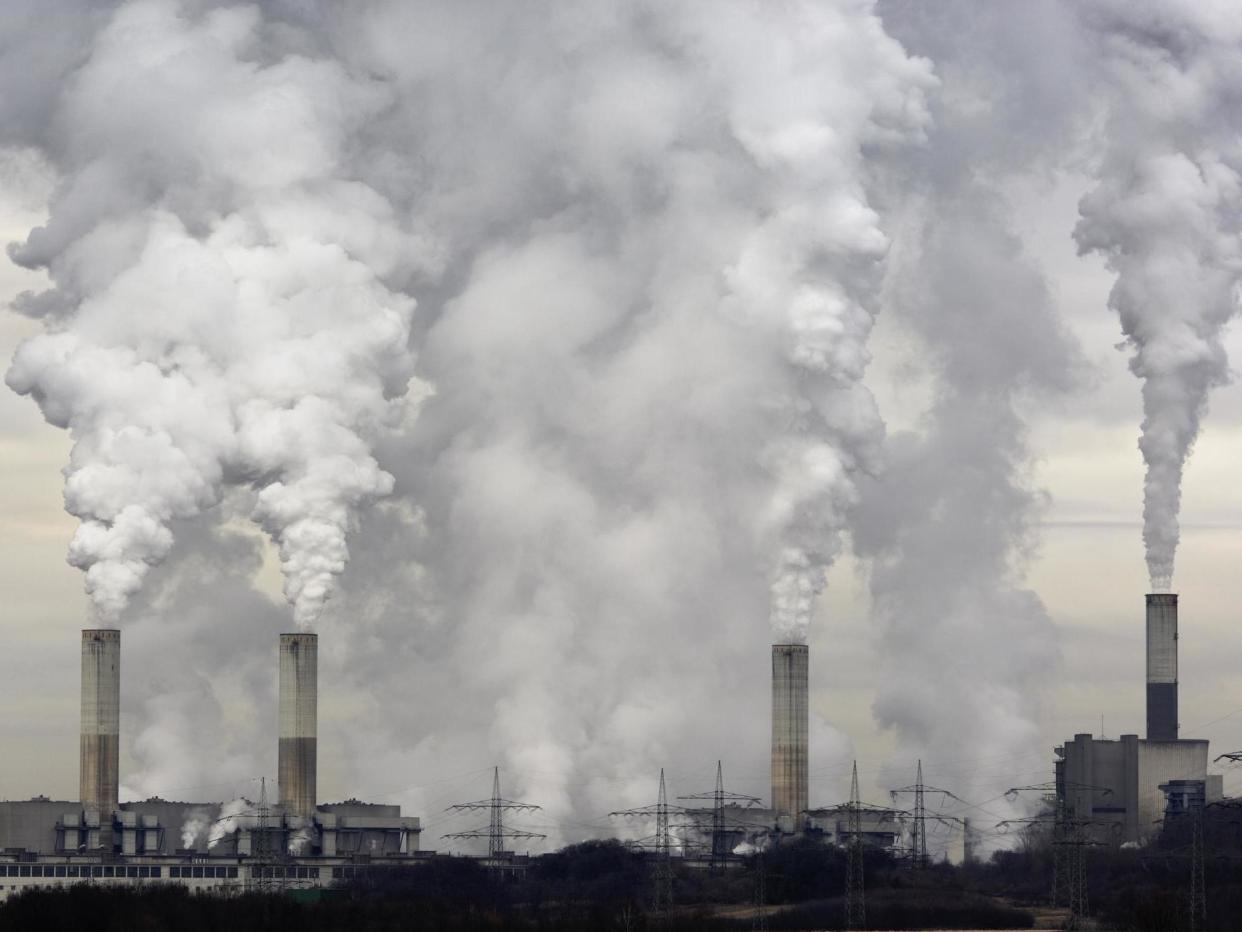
[80,629,120,843]
[278,633,318,818]
[1146,593,1178,741]
[771,643,809,831]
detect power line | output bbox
[443,766,546,865]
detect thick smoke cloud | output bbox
[313,0,931,837]
[5,0,421,626]
[1074,0,1242,591]
[3,0,932,836]
[861,0,1088,822]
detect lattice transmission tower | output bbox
[610,768,688,918]
[844,761,865,930]
[1190,797,1206,932]
[678,761,761,871]
[1003,780,1112,929]
[444,767,546,865]
[889,760,961,868]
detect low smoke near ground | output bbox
[2,0,1240,857]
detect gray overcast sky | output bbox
[3,1,1242,856]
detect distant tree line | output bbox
[6,832,1241,930]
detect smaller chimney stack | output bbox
[278,633,318,818]
[1146,593,1178,742]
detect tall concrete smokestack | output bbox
[771,643,808,829]
[1146,593,1178,741]
[278,633,318,818]
[80,629,120,826]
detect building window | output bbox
[67,866,79,878]
[151,867,162,878]
[30,867,42,878]
[192,866,203,878]
[309,867,319,879]
[126,867,138,878]
[5,867,15,877]
[227,867,237,878]
[91,867,103,878]
[19,867,30,877]
[103,866,114,878]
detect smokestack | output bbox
[80,629,120,825]
[278,633,318,818]
[1146,593,1178,742]
[771,643,808,828]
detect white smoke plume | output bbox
[316,0,930,841]
[4,0,421,627]
[3,0,930,836]
[180,807,210,850]
[208,797,254,849]
[859,0,1088,830]
[288,826,312,856]
[1074,0,1242,591]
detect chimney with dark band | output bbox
[1146,593,1178,742]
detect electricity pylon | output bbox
[611,768,688,918]
[678,761,761,871]
[444,767,546,865]
[889,760,961,868]
[1003,780,1113,930]
[844,761,865,930]
[1190,799,1206,932]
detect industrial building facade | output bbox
[1055,594,1225,845]
[0,629,420,899]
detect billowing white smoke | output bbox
[4,1,420,626]
[208,797,256,849]
[180,807,210,850]
[861,0,1088,841]
[319,0,929,840]
[1074,1,1242,591]
[3,0,931,835]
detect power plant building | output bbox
[1055,594,1223,844]
[0,630,421,900]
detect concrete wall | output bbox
[1060,733,1208,844]
[771,644,808,829]
[278,633,317,818]
[0,800,76,855]
[1137,739,1208,830]
[80,630,120,823]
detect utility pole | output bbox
[444,767,546,870]
[611,768,687,919]
[1002,780,1113,930]
[678,761,761,871]
[256,776,278,892]
[751,846,768,932]
[845,761,865,930]
[889,760,960,868]
[1190,798,1206,932]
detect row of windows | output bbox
[168,866,239,879]
[2,863,336,882]
[254,866,319,879]
[3,865,163,879]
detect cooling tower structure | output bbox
[80,629,121,821]
[771,643,809,830]
[278,633,318,818]
[1146,593,1178,742]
